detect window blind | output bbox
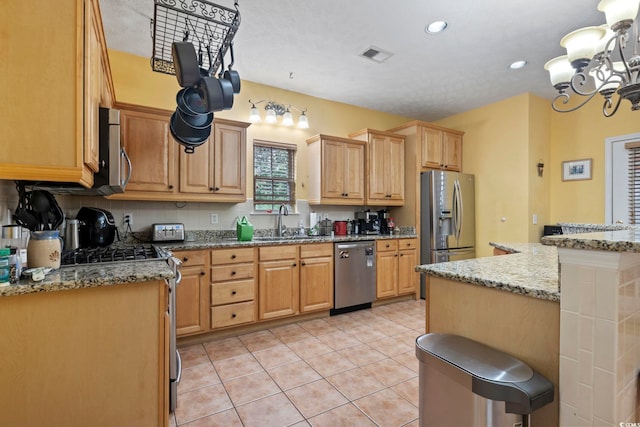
[253,140,297,211]
[626,141,640,224]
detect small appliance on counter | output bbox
[333,220,348,236]
[355,210,380,235]
[76,207,117,248]
[151,223,185,242]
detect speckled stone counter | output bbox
[416,243,560,302]
[542,229,640,253]
[0,260,174,298]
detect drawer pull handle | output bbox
[183,257,188,262]
[385,244,390,248]
[231,254,236,259]
[231,313,237,318]
[231,290,237,295]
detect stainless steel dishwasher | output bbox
[332,241,376,313]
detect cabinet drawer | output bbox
[211,301,255,328]
[259,245,298,261]
[173,250,206,266]
[211,247,254,265]
[211,263,254,282]
[300,243,333,258]
[211,280,255,306]
[376,239,398,252]
[398,238,418,250]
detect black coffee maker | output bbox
[378,209,390,234]
[354,210,380,234]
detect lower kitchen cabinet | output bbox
[0,280,169,427]
[300,243,334,312]
[210,247,257,329]
[376,238,418,299]
[173,250,209,337]
[258,245,300,320]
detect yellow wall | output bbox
[548,97,638,223]
[109,50,412,200]
[434,94,545,256]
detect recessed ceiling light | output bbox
[509,60,528,70]
[425,21,448,34]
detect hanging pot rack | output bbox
[150,0,240,77]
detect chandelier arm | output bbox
[617,31,634,78]
[551,91,600,113]
[568,72,598,97]
[603,93,623,117]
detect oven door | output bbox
[168,256,182,413]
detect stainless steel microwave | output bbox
[32,107,132,196]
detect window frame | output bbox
[253,139,297,212]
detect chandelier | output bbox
[248,100,309,128]
[544,0,640,117]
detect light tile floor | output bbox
[171,299,425,427]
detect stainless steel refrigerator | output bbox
[420,171,476,297]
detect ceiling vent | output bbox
[359,46,393,63]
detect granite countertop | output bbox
[2,233,417,298]
[416,243,560,302]
[0,260,174,298]
[542,229,640,253]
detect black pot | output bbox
[176,87,208,115]
[199,77,226,112]
[223,43,241,94]
[171,42,200,88]
[169,111,211,153]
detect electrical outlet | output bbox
[210,213,219,225]
[124,212,133,226]
[532,213,538,225]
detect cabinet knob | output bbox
[231,290,237,295]
[231,271,236,276]
[301,261,306,266]
[231,313,237,318]
[200,271,205,276]
[345,193,348,197]
[183,257,188,262]
[209,187,214,191]
[292,263,297,267]
[169,185,174,189]
[395,254,398,257]
[215,187,220,191]
[231,254,236,259]
[400,254,404,257]
[385,244,390,248]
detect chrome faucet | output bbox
[277,204,289,237]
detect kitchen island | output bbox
[416,242,560,426]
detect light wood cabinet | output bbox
[0,280,168,426]
[376,238,418,299]
[306,134,365,205]
[421,126,462,171]
[119,105,178,194]
[300,243,334,312]
[180,121,248,199]
[210,247,257,329]
[173,251,209,337]
[349,129,405,206]
[258,246,300,320]
[110,103,250,202]
[0,0,114,186]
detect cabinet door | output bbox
[120,109,177,193]
[398,248,418,295]
[367,134,389,201]
[213,122,246,195]
[376,250,398,299]
[176,264,209,336]
[83,0,101,173]
[344,142,365,201]
[300,256,333,312]
[387,136,405,202]
[421,127,443,169]
[179,135,214,194]
[259,260,299,320]
[321,139,347,199]
[442,132,462,171]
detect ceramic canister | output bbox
[27,230,62,269]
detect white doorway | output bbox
[605,132,640,224]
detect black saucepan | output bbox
[169,111,211,153]
[216,49,234,110]
[223,43,241,94]
[199,76,227,112]
[172,42,200,88]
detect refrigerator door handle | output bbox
[452,179,462,241]
[456,179,463,241]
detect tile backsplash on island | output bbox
[0,181,393,234]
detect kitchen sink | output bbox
[253,235,320,241]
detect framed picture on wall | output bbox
[562,158,592,181]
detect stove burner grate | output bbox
[61,244,162,266]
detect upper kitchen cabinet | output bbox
[306,134,365,205]
[390,121,464,171]
[0,0,114,186]
[349,129,405,206]
[109,103,250,202]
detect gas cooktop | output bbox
[60,244,167,266]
